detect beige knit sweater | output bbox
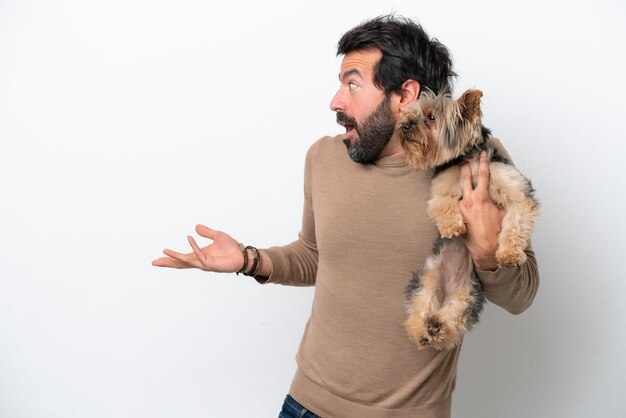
[262,135,539,418]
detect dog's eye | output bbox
[401,122,411,133]
[427,114,436,123]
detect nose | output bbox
[330,88,345,112]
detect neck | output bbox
[378,136,406,159]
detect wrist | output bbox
[235,243,248,275]
[472,255,498,272]
[235,245,271,279]
[241,248,254,274]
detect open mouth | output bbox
[336,113,357,137]
[342,123,355,134]
[337,112,356,139]
[340,123,356,141]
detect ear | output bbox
[398,79,421,111]
[459,89,483,125]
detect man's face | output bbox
[330,49,397,164]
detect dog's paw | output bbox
[436,216,466,238]
[425,315,442,338]
[408,315,449,350]
[496,246,527,267]
[406,313,435,348]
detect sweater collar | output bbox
[374,153,409,168]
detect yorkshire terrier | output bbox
[398,89,539,350]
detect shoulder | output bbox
[308,135,344,153]
[306,134,346,163]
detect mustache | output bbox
[336,112,357,127]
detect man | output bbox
[153,15,539,418]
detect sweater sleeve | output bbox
[476,136,540,314]
[256,140,320,286]
[476,243,539,314]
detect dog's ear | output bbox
[459,89,483,125]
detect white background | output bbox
[1,0,625,417]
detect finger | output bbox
[476,151,490,191]
[196,224,217,239]
[152,256,191,269]
[162,248,200,268]
[460,163,474,197]
[187,235,211,269]
[163,250,202,269]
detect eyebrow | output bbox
[339,68,363,82]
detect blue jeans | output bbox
[278,394,322,418]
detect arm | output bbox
[258,140,320,286]
[459,150,539,314]
[152,140,321,286]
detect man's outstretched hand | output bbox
[152,224,243,272]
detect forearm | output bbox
[258,238,318,286]
[237,236,317,286]
[477,245,539,314]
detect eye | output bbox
[401,122,411,133]
[427,114,436,123]
[348,82,358,91]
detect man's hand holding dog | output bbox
[459,152,505,271]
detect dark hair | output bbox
[337,15,456,95]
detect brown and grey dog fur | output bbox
[398,89,539,350]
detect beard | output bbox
[337,95,396,164]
